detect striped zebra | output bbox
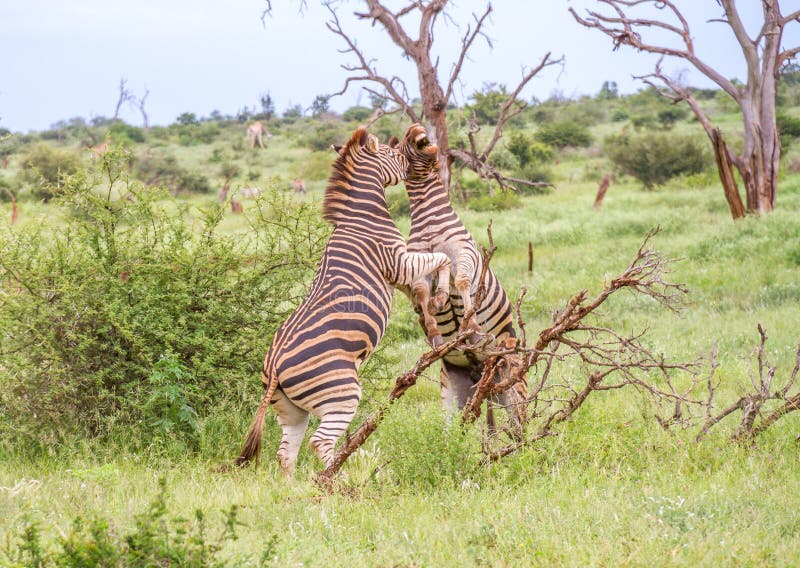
[236,127,451,474]
[397,123,526,432]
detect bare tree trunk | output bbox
[138,88,150,129]
[712,129,746,219]
[593,174,611,210]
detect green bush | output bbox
[777,112,800,147]
[133,150,211,194]
[16,142,82,202]
[342,106,373,122]
[611,108,630,122]
[304,122,347,152]
[506,132,554,167]
[534,120,593,148]
[0,149,327,450]
[2,478,253,566]
[386,188,410,217]
[604,131,711,190]
[176,123,220,146]
[458,177,521,211]
[656,106,689,128]
[108,121,146,144]
[289,150,335,182]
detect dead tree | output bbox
[137,88,150,129]
[594,174,611,210]
[113,78,136,122]
[570,1,800,218]
[269,1,561,192]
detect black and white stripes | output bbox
[236,127,450,473]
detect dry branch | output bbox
[695,325,800,442]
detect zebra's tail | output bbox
[235,370,278,468]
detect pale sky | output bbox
[1,1,795,132]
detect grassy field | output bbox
[2,105,800,565]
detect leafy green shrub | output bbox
[304,122,346,152]
[455,176,520,211]
[0,149,327,449]
[16,142,82,202]
[289,150,334,182]
[176,123,220,146]
[611,108,630,122]
[108,121,146,144]
[2,478,254,566]
[386,188,410,217]
[176,112,199,125]
[342,106,373,122]
[141,353,200,452]
[469,86,510,125]
[604,131,711,190]
[506,132,554,167]
[656,106,689,128]
[777,112,800,147]
[133,150,211,194]
[535,120,593,148]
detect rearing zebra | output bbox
[236,127,451,474]
[397,123,526,431]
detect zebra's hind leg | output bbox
[272,389,310,475]
[308,396,360,469]
[441,361,476,416]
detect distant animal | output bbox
[246,121,272,149]
[235,127,451,474]
[290,178,306,194]
[88,140,110,159]
[397,123,527,434]
[240,187,263,199]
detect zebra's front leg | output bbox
[454,250,484,342]
[412,276,443,347]
[395,251,451,348]
[429,262,451,314]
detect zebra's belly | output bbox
[434,295,513,367]
[266,281,393,413]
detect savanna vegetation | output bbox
[1,75,800,565]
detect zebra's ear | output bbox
[364,133,379,154]
[330,144,344,155]
[388,136,399,148]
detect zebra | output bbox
[397,123,526,433]
[235,127,451,474]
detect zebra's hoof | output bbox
[430,292,448,313]
[469,332,494,349]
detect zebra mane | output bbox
[323,127,375,225]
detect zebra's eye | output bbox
[416,136,429,150]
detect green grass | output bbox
[2,112,800,565]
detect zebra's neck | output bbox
[323,174,398,238]
[406,176,458,230]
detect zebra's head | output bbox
[330,127,408,187]
[324,127,408,225]
[398,123,440,182]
